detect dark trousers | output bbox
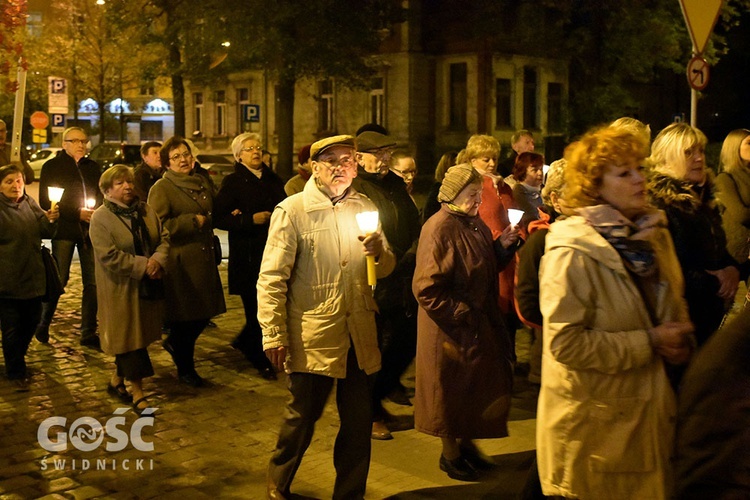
[269,348,375,499]
[166,319,208,376]
[373,305,417,418]
[39,239,98,338]
[233,292,270,367]
[0,297,42,379]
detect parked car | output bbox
[28,147,62,177]
[197,153,235,183]
[88,143,141,171]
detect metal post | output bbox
[690,46,698,128]
[11,58,27,163]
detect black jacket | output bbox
[214,162,286,295]
[133,162,163,202]
[647,171,738,345]
[38,151,102,242]
[352,168,421,309]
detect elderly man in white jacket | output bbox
[258,135,395,500]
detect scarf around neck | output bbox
[577,204,666,277]
[104,197,153,256]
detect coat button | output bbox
[341,260,348,267]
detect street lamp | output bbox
[96,0,105,4]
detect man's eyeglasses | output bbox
[318,155,357,171]
[169,151,193,162]
[64,138,87,145]
[242,146,263,152]
[392,167,416,178]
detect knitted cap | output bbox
[438,163,482,203]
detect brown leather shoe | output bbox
[371,420,393,440]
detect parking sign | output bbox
[48,76,69,114]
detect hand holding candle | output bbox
[48,187,64,210]
[356,210,380,287]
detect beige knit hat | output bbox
[438,163,482,203]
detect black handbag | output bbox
[212,234,222,265]
[139,277,165,301]
[41,245,64,301]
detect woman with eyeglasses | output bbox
[148,136,226,387]
[214,133,286,380]
[648,123,741,348]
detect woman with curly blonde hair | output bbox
[537,124,693,499]
[647,122,740,346]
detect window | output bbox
[523,66,538,130]
[449,63,467,130]
[319,80,334,132]
[141,121,163,141]
[370,77,385,126]
[237,87,250,132]
[547,83,563,133]
[140,84,155,96]
[495,78,512,129]
[193,92,203,134]
[215,90,226,136]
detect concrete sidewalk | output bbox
[0,262,538,499]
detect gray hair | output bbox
[231,133,262,161]
[62,127,87,141]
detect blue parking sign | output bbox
[242,104,260,123]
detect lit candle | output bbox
[48,187,64,210]
[355,211,380,288]
[86,198,96,209]
[508,208,524,228]
[543,164,550,177]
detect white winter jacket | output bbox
[257,179,395,378]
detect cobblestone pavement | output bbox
[1,249,538,499]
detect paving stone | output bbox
[1,259,541,498]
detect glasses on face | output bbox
[392,167,416,178]
[169,150,193,162]
[242,146,263,152]
[318,155,357,171]
[64,138,87,145]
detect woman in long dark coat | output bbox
[214,132,286,379]
[412,163,515,482]
[148,137,226,387]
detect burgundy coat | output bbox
[412,205,514,438]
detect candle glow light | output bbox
[508,208,524,228]
[86,198,96,209]
[355,211,380,287]
[48,187,64,210]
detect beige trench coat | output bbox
[257,180,395,378]
[90,202,169,355]
[537,214,689,500]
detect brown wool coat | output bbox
[90,203,169,355]
[412,205,514,438]
[147,170,226,322]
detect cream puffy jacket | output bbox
[257,180,395,378]
[537,215,689,500]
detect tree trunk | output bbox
[275,73,295,181]
[170,43,185,138]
